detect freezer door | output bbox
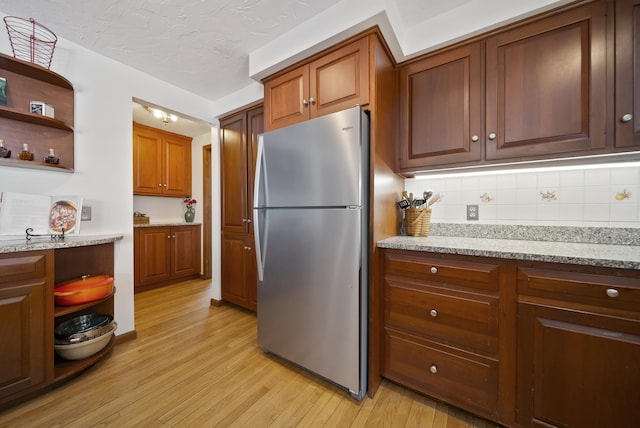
[257,207,362,394]
[257,106,366,208]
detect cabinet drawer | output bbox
[384,250,499,292]
[384,328,498,417]
[517,265,640,314]
[0,254,47,285]
[386,278,498,354]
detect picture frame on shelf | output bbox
[0,77,6,106]
[30,100,55,118]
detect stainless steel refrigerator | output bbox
[253,106,368,400]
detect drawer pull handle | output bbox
[606,288,619,298]
[429,364,438,374]
[429,309,438,318]
[430,266,438,274]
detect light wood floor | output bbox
[0,279,499,427]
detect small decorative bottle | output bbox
[18,143,34,161]
[44,148,60,164]
[0,139,11,158]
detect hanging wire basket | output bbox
[4,16,57,69]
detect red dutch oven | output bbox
[54,275,114,306]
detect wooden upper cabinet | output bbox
[264,37,369,131]
[485,1,608,160]
[263,66,309,131]
[133,123,192,197]
[615,0,640,148]
[309,37,369,118]
[399,43,482,170]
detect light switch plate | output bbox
[81,205,92,221]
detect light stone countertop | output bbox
[0,235,123,254]
[377,235,640,270]
[133,222,201,227]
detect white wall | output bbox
[0,12,215,335]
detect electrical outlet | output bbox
[81,205,92,221]
[467,204,479,220]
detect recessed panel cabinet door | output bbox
[133,127,164,195]
[163,136,192,197]
[171,226,201,279]
[517,303,640,427]
[0,254,48,400]
[399,43,482,169]
[220,112,249,234]
[264,66,309,131]
[221,233,256,311]
[309,36,369,118]
[615,0,640,148]
[485,1,608,160]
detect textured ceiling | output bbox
[0,0,473,102]
[0,0,568,132]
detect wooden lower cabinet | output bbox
[0,252,51,403]
[381,249,507,423]
[221,233,257,311]
[134,225,201,291]
[516,263,640,428]
[380,249,640,427]
[1,242,117,409]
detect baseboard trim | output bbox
[115,330,138,345]
[210,298,223,307]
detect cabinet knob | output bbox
[246,219,252,224]
[621,113,633,123]
[488,133,496,140]
[429,364,438,374]
[606,288,619,298]
[167,236,171,239]
[471,135,479,142]
[302,99,309,106]
[430,266,438,274]
[242,218,247,223]
[244,246,252,251]
[429,309,438,318]
[309,97,316,105]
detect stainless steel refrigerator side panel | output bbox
[257,107,362,208]
[257,208,362,393]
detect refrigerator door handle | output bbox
[253,136,266,281]
[253,208,265,282]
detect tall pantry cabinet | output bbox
[220,105,263,311]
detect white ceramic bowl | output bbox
[54,322,117,360]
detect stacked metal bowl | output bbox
[54,314,117,360]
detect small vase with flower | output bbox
[183,196,196,223]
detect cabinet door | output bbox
[220,111,250,234]
[246,106,264,232]
[135,227,172,287]
[163,134,192,197]
[615,0,640,148]
[264,65,309,131]
[133,125,164,195]
[486,1,608,160]
[399,43,482,170]
[309,37,370,119]
[221,233,257,311]
[517,303,640,427]
[171,226,201,279]
[0,253,49,401]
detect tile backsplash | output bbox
[404,164,640,228]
